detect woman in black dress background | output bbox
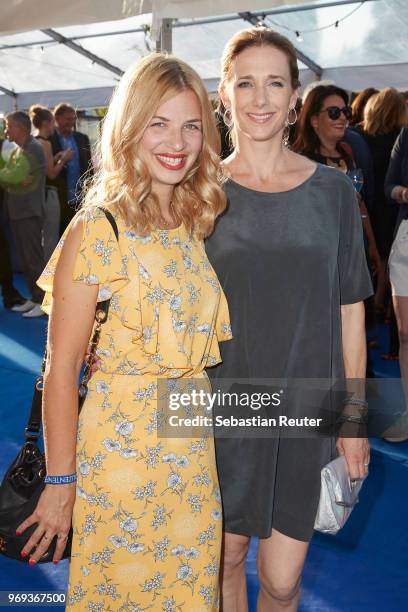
[352,90,407,327]
[351,88,407,260]
[206,28,372,611]
[292,84,382,278]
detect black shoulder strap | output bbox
[24,208,120,439]
[100,207,119,241]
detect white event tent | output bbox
[0,0,407,113]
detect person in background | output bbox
[343,128,375,213]
[349,87,379,127]
[293,84,382,276]
[352,89,407,321]
[0,112,46,317]
[0,137,28,310]
[29,105,74,261]
[383,127,408,442]
[48,103,93,233]
[401,91,408,107]
[0,224,27,310]
[301,81,375,213]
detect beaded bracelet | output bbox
[343,398,368,409]
[337,414,368,425]
[44,473,77,485]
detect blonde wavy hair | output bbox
[363,88,407,136]
[83,53,226,238]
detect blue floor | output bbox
[1,277,407,611]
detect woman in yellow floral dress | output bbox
[16,54,231,611]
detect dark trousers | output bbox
[59,192,77,235]
[0,223,14,295]
[10,216,45,304]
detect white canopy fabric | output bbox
[0,0,407,113]
[0,0,308,36]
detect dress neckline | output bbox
[226,163,320,197]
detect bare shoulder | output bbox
[39,139,52,153]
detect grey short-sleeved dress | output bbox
[206,164,373,542]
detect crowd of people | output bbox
[0,26,407,611]
[0,103,92,317]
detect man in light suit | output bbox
[48,103,93,233]
[1,112,46,317]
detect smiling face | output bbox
[221,44,298,143]
[138,89,203,195]
[55,111,76,136]
[310,94,348,143]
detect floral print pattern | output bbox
[37,208,232,611]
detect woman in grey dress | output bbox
[206,28,372,611]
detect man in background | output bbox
[0,112,46,318]
[0,144,27,310]
[48,103,93,232]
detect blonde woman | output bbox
[16,54,231,610]
[206,28,372,611]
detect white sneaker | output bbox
[11,300,35,313]
[22,304,45,318]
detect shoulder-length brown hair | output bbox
[363,88,407,136]
[292,84,349,158]
[350,87,378,126]
[83,53,226,239]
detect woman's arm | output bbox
[337,301,370,480]
[16,216,99,564]
[42,217,99,472]
[358,195,383,274]
[385,128,407,201]
[41,140,68,180]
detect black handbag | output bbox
[0,209,118,563]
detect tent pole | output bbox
[155,18,173,53]
[40,28,124,77]
[0,86,18,109]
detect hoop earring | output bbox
[287,107,298,126]
[224,108,233,129]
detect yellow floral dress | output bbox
[37,207,232,612]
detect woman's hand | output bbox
[336,436,370,481]
[62,148,74,162]
[16,483,76,564]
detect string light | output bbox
[266,0,366,43]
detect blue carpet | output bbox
[1,277,406,611]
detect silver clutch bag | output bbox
[314,455,364,535]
